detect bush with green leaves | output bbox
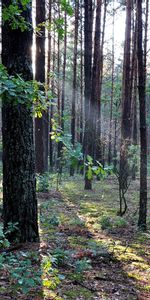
[0,224,10,249]
[98,215,128,230]
[52,248,69,267]
[85,155,113,181]
[36,172,50,192]
[74,258,92,273]
[0,251,65,295]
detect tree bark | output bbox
[35,0,48,173]
[2,0,39,242]
[119,0,132,215]
[83,0,93,190]
[137,0,148,230]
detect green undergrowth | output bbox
[0,176,150,299]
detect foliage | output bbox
[51,117,83,172]
[0,224,10,249]
[2,0,31,31]
[52,248,69,267]
[0,250,64,295]
[36,172,50,192]
[74,258,92,273]
[98,215,128,230]
[85,155,113,181]
[49,215,60,227]
[0,64,51,115]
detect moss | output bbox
[64,286,93,299]
[68,236,88,248]
[67,273,84,282]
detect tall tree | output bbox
[108,0,115,165]
[2,0,39,242]
[35,0,49,173]
[80,0,84,145]
[61,11,67,133]
[119,0,132,215]
[137,0,148,230]
[83,0,93,189]
[91,0,101,161]
[70,0,79,175]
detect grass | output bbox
[0,175,150,299]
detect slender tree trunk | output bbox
[49,6,56,171]
[70,0,79,175]
[80,1,84,145]
[91,0,101,162]
[137,0,148,230]
[119,0,132,215]
[108,0,115,165]
[2,0,39,242]
[83,0,93,190]
[57,4,62,163]
[131,8,138,179]
[35,0,48,173]
[97,0,107,163]
[61,11,67,133]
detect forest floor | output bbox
[0,176,150,300]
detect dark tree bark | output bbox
[61,11,67,133]
[108,0,115,165]
[71,0,79,147]
[2,0,39,242]
[35,0,48,173]
[119,0,132,215]
[83,0,93,190]
[131,8,138,179]
[91,0,101,161]
[97,0,107,164]
[80,0,84,145]
[137,0,148,230]
[70,0,79,175]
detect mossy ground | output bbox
[0,175,150,299]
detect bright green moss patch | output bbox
[64,286,93,299]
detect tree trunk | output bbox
[119,0,132,215]
[108,0,115,165]
[83,0,93,190]
[137,0,148,230]
[91,0,101,162]
[70,0,79,176]
[35,0,48,173]
[2,0,39,242]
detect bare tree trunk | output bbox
[119,0,132,215]
[2,0,39,242]
[137,0,148,230]
[70,0,79,175]
[35,0,48,173]
[97,0,107,164]
[91,0,101,162]
[108,0,115,165]
[49,4,56,171]
[80,1,84,145]
[61,11,67,133]
[83,0,93,190]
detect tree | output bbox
[2,0,39,242]
[137,0,148,230]
[83,0,93,189]
[119,0,132,215]
[70,0,79,175]
[35,0,49,173]
[91,0,102,161]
